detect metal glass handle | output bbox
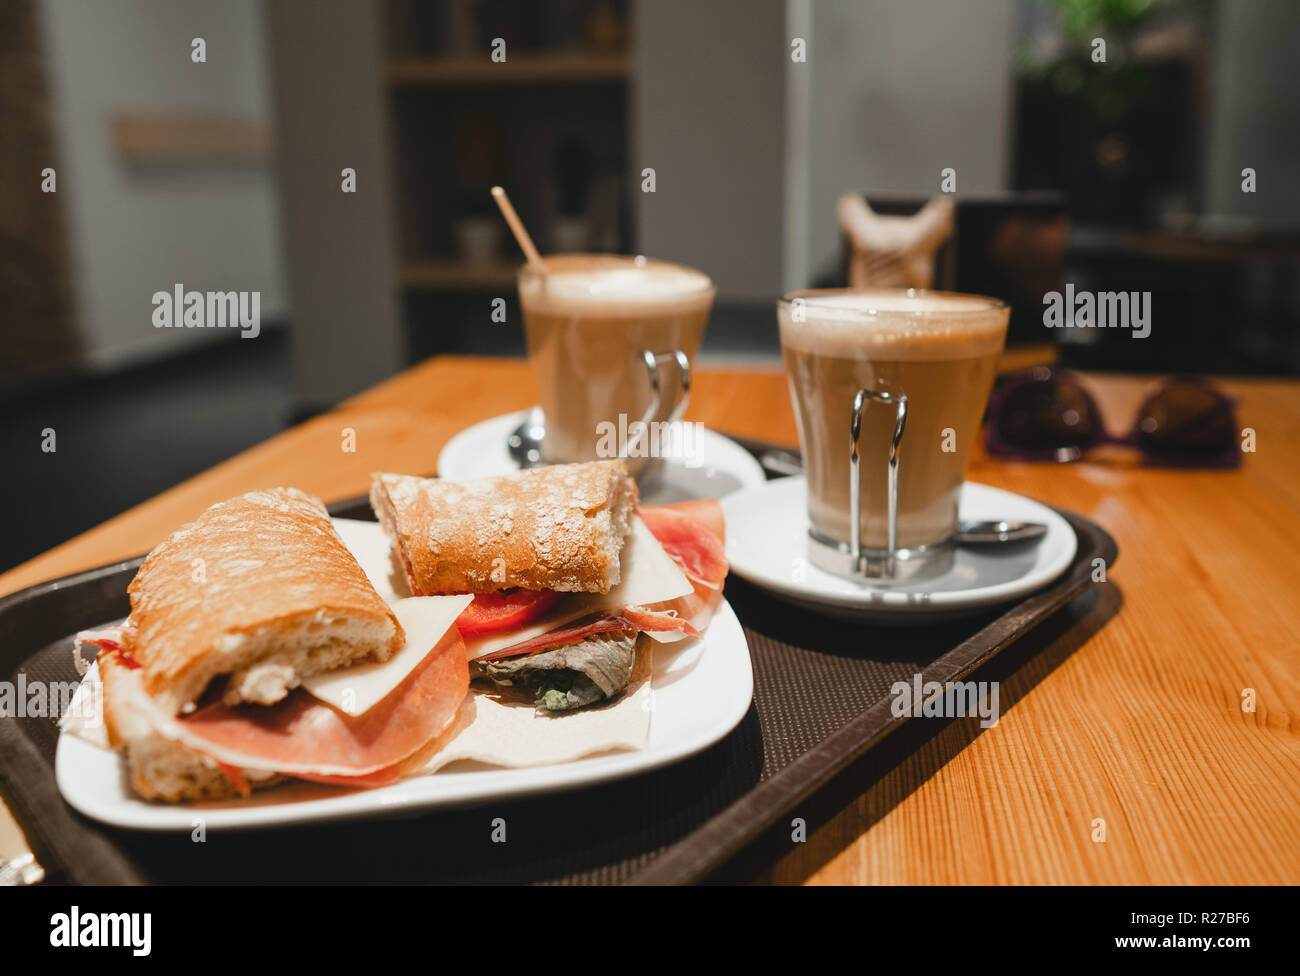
[850,388,908,576]
[633,349,692,455]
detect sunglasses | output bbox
[983,368,1242,467]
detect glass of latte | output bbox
[519,254,715,476]
[778,289,1009,580]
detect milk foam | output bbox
[779,290,1007,361]
[521,256,714,316]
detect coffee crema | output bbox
[520,255,715,470]
[779,289,1009,551]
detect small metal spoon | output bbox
[954,519,1048,544]
[507,407,547,469]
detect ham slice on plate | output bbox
[180,630,467,780]
[638,503,728,591]
[476,606,698,662]
[77,627,130,654]
[111,629,469,785]
[637,500,729,643]
[78,626,137,666]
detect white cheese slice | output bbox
[59,660,110,750]
[464,515,693,660]
[301,594,472,715]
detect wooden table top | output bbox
[4,356,1298,884]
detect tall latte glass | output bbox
[519,254,715,475]
[778,289,1009,579]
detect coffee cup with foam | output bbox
[519,254,716,477]
[778,288,1009,580]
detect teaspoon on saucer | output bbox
[954,519,1047,544]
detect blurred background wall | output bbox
[795,0,1017,284]
[266,0,402,411]
[1202,0,1300,224]
[38,0,286,371]
[634,0,786,301]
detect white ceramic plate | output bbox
[436,409,766,504]
[722,477,1077,623]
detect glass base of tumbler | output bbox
[807,529,955,584]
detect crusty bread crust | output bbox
[371,461,638,595]
[126,487,403,714]
[101,655,283,802]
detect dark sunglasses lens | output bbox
[1136,384,1236,457]
[994,377,1101,451]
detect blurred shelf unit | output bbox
[384,0,634,298]
[398,259,519,290]
[113,111,271,165]
[387,52,630,86]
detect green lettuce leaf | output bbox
[474,633,637,713]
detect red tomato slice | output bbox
[454,588,563,636]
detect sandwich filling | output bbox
[459,500,728,713]
[474,632,639,712]
[78,594,475,798]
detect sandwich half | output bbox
[126,487,404,714]
[371,461,729,713]
[76,488,471,802]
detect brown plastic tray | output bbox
[0,443,1116,884]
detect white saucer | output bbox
[437,409,767,504]
[721,477,1077,623]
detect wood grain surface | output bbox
[4,356,1297,884]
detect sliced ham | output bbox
[476,607,697,662]
[644,498,726,543]
[639,502,728,591]
[214,760,251,797]
[77,626,143,670]
[293,764,406,788]
[77,626,129,654]
[638,575,722,645]
[620,605,701,636]
[638,500,729,642]
[78,625,136,658]
[147,630,469,779]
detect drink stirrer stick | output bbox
[490,186,548,275]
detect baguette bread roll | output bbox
[100,654,284,802]
[371,461,638,595]
[127,487,403,714]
